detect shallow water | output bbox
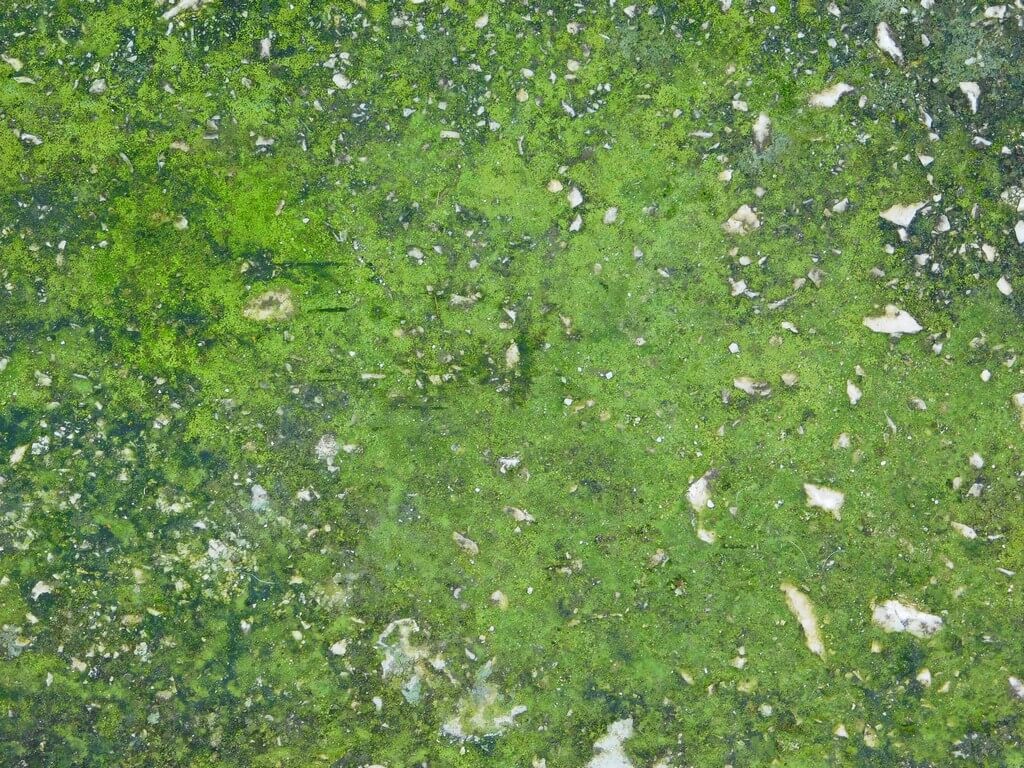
[1,2,1023,766]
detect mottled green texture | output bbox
[1,1,1023,766]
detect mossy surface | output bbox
[1,1,1023,766]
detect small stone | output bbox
[951,521,977,539]
[330,640,348,656]
[453,531,479,556]
[958,81,980,114]
[804,483,845,519]
[587,718,634,768]
[808,82,853,108]
[879,202,925,228]
[1010,676,1024,700]
[722,204,761,235]
[862,306,922,335]
[733,377,771,397]
[9,445,28,465]
[871,599,943,638]
[250,484,269,512]
[847,380,862,405]
[752,113,771,150]
[780,583,825,657]
[31,581,53,600]
[875,22,903,63]
[505,342,520,369]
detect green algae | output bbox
[2,1,1024,766]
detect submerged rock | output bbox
[243,289,294,322]
[587,718,635,768]
[441,660,526,743]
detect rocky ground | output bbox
[1,1,1023,766]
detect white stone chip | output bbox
[1010,676,1024,700]
[875,22,903,63]
[162,0,201,21]
[950,521,977,539]
[1015,220,1024,245]
[568,187,584,209]
[330,640,348,656]
[808,83,854,108]
[687,473,712,513]
[31,581,53,600]
[781,583,825,657]
[722,204,761,235]
[958,81,980,114]
[879,202,925,228]
[752,113,771,150]
[846,380,862,405]
[505,342,520,369]
[733,377,771,397]
[804,483,845,519]
[587,718,635,768]
[862,306,922,335]
[997,276,1013,296]
[871,599,943,638]
[9,445,28,465]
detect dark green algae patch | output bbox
[2,0,1024,765]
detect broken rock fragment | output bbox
[862,306,922,335]
[804,483,844,519]
[752,113,771,151]
[452,531,479,556]
[587,718,635,768]
[879,202,925,228]
[871,599,943,638]
[875,22,903,63]
[733,377,771,397]
[722,204,761,235]
[780,583,824,657]
[958,81,980,114]
[808,82,854,108]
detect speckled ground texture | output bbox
[2,1,1024,766]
